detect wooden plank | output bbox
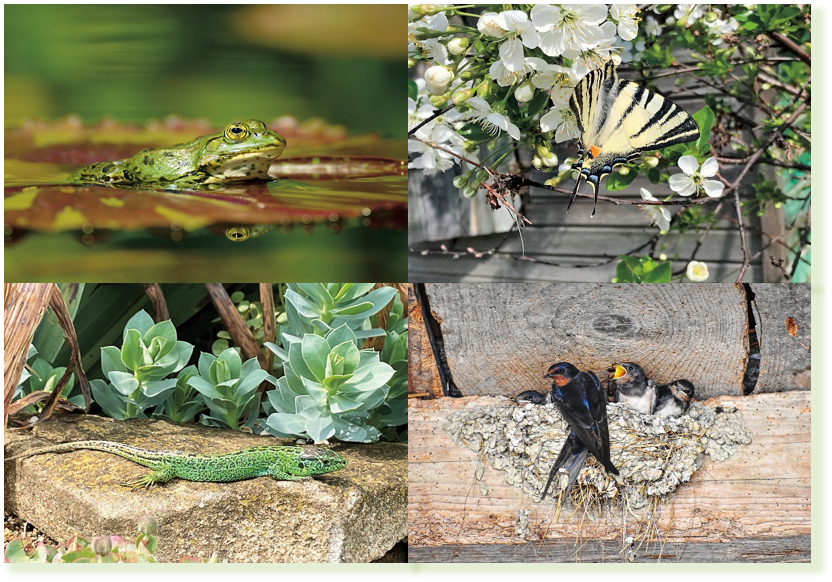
[408,284,443,398]
[425,283,749,398]
[419,226,760,263]
[409,251,763,284]
[408,535,810,563]
[752,284,811,392]
[408,392,811,554]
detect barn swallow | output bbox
[516,390,550,405]
[542,362,619,499]
[654,379,695,417]
[608,362,657,414]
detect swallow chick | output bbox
[542,362,619,499]
[654,379,695,417]
[515,390,550,405]
[608,362,657,415]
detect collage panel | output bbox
[408,4,810,283]
[5,4,406,283]
[407,282,810,563]
[4,283,408,562]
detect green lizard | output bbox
[5,440,347,490]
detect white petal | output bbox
[702,180,725,198]
[640,187,658,202]
[700,156,719,177]
[657,208,672,231]
[465,97,490,112]
[499,37,526,72]
[669,174,696,196]
[538,30,566,57]
[677,155,699,176]
[577,4,611,25]
[540,109,562,132]
[530,4,559,31]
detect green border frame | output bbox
[3,2,830,579]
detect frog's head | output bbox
[198,120,286,182]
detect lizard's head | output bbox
[292,446,347,477]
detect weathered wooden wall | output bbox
[407,392,811,562]
[410,283,809,400]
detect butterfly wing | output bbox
[567,60,700,215]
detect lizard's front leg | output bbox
[267,465,312,482]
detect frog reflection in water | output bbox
[68,120,286,189]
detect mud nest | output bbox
[443,398,752,509]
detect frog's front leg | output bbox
[69,161,135,186]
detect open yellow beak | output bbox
[611,364,627,380]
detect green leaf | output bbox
[605,169,638,191]
[264,342,288,362]
[90,379,128,420]
[265,412,307,437]
[124,310,154,338]
[343,362,395,392]
[5,539,32,563]
[332,283,375,302]
[141,379,177,398]
[408,78,419,102]
[304,415,335,443]
[108,371,139,397]
[300,376,329,402]
[296,284,333,306]
[295,394,325,419]
[218,348,242,380]
[284,288,322,319]
[331,341,361,374]
[142,320,177,358]
[187,376,225,401]
[692,106,715,155]
[120,329,144,372]
[197,352,217,380]
[641,260,672,283]
[301,334,330,382]
[333,287,397,320]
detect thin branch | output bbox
[408,104,456,137]
[713,155,811,171]
[769,31,811,66]
[524,178,718,207]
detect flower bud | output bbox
[476,78,494,99]
[410,4,438,17]
[452,88,476,105]
[532,156,543,169]
[644,156,659,168]
[137,517,158,535]
[659,253,668,261]
[705,11,718,23]
[92,536,112,556]
[453,170,473,188]
[618,166,630,175]
[514,82,534,103]
[491,101,507,115]
[429,93,451,108]
[408,59,416,69]
[447,37,469,55]
[425,66,454,95]
[462,185,478,198]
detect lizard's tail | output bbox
[5,440,161,463]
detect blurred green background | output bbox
[4,4,402,135]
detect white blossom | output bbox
[639,188,671,232]
[669,156,725,198]
[540,106,580,143]
[463,97,521,140]
[477,10,539,72]
[686,261,710,282]
[644,15,663,37]
[531,4,609,57]
[609,4,640,41]
[424,66,453,95]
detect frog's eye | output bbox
[225,227,251,242]
[224,123,250,142]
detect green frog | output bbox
[68,119,286,189]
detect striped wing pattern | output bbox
[566,60,700,216]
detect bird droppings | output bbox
[443,397,751,510]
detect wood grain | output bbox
[408,392,810,557]
[408,285,443,398]
[3,283,53,425]
[424,283,750,399]
[409,252,763,284]
[753,284,811,392]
